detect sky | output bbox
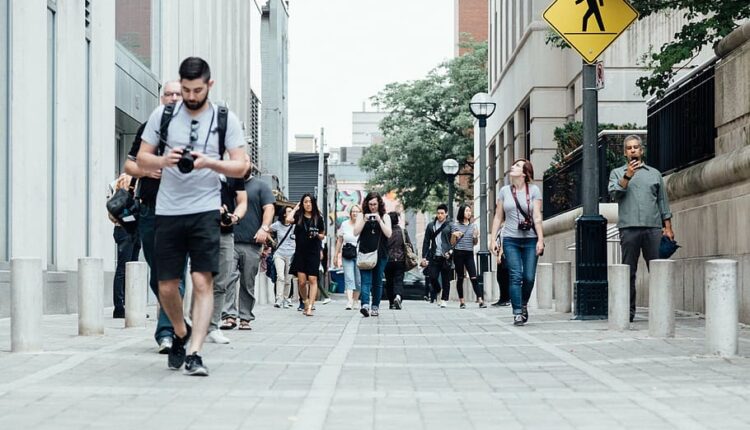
[287,0,455,150]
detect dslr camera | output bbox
[177,144,195,173]
[518,219,534,231]
[307,226,319,239]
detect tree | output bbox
[359,40,488,211]
[546,1,749,97]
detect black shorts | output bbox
[155,210,221,281]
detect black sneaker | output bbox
[168,322,191,370]
[113,308,125,319]
[184,352,209,377]
[394,295,402,310]
[521,306,529,323]
[513,314,525,326]
[492,300,511,307]
[389,304,396,310]
[459,303,466,309]
[360,305,370,318]
[479,302,487,309]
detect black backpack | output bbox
[158,102,229,158]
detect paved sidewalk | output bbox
[1,297,750,430]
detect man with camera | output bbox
[421,204,453,307]
[124,80,183,353]
[137,57,249,376]
[608,135,674,323]
[220,172,275,331]
[206,174,247,344]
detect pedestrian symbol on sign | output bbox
[576,0,605,32]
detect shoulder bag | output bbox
[265,224,293,283]
[402,229,418,270]
[357,228,381,270]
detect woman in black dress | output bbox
[291,193,326,316]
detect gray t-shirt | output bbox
[451,222,476,251]
[141,101,245,216]
[499,184,541,239]
[271,221,296,258]
[233,176,276,244]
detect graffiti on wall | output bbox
[335,185,401,228]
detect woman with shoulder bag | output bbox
[384,212,408,310]
[271,206,296,309]
[451,204,486,309]
[490,159,545,326]
[336,204,362,310]
[353,192,392,317]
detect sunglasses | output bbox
[189,120,199,143]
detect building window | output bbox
[48,4,57,267]
[115,0,152,68]
[522,102,531,161]
[249,90,260,168]
[0,0,8,262]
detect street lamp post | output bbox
[442,158,459,220]
[469,93,496,290]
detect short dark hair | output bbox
[179,57,211,82]
[436,204,448,213]
[456,204,471,223]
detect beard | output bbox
[184,93,209,111]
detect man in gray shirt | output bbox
[137,57,249,376]
[608,135,674,322]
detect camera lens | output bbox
[177,154,194,173]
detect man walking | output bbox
[137,57,249,376]
[608,135,674,322]
[221,173,275,331]
[124,80,182,353]
[420,204,453,307]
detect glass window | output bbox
[115,0,152,68]
[0,0,7,262]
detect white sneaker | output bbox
[322,298,332,304]
[206,329,230,344]
[440,300,447,308]
[274,298,282,308]
[345,300,353,310]
[158,337,172,354]
[282,298,292,308]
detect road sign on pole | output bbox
[543,0,639,64]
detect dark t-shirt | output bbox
[233,176,276,244]
[127,122,160,205]
[294,216,326,256]
[360,219,388,259]
[220,177,245,234]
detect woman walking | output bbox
[336,205,362,310]
[354,192,392,317]
[451,204,486,309]
[490,159,544,326]
[384,211,410,310]
[291,193,326,316]
[272,206,296,308]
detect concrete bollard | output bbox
[11,258,43,352]
[536,263,553,309]
[705,259,739,357]
[484,271,498,303]
[553,261,572,313]
[78,257,104,336]
[648,260,675,337]
[608,264,630,330]
[125,262,148,328]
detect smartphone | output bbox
[365,214,377,221]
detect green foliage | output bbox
[359,40,488,211]
[544,1,749,97]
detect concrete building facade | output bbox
[260,0,290,193]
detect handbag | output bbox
[342,243,357,260]
[106,176,139,234]
[357,233,381,270]
[401,229,418,270]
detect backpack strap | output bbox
[217,105,228,160]
[158,103,176,155]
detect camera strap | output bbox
[511,185,532,222]
[275,224,293,251]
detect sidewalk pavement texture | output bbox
[2,296,750,430]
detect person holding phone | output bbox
[608,135,673,322]
[354,192,392,317]
[490,159,544,326]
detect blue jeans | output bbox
[359,256,387,309]
[502,237,539,315]
[342,258,361,291]
[139,204,185,343]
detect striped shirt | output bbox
[451,222,476,251]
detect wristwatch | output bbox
[623,174,632,181]
[261,225,270,233]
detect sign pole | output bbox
[574,61,608,320]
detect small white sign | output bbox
[596,62,605,90]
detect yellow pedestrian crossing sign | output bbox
[543,0,639,64]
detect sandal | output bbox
[238,320,252,330]
[220,317,237,330]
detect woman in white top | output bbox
[271,206,296,308]
[336,205,362,310]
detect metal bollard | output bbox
[648,260,675,337]
[78,258,104,335]
[125,262,148,328]
[608,264,630,330]
[536,263,553,309]
[11,258,43,352]
[705,259,739,357]
[554,261,572,313]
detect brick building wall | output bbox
[454,0,488,55]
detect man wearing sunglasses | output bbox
[137,57,250,376]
